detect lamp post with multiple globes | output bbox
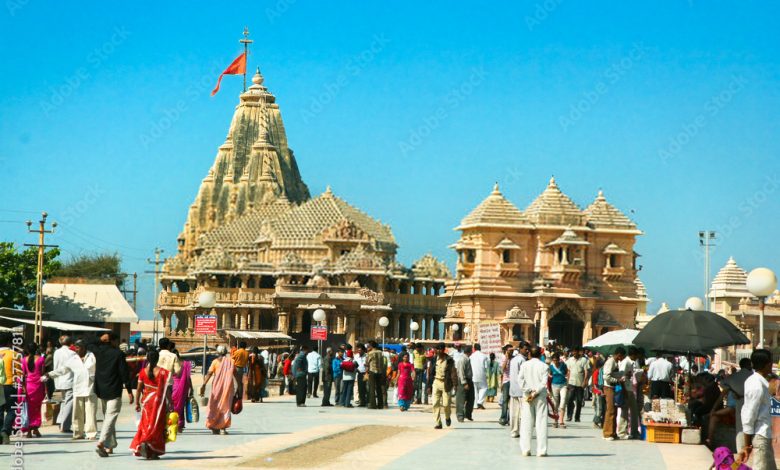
[313,309,326,357]
[378,316,389,348]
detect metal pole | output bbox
[759,297,766,349]
[202,333,208,378]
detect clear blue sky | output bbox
[1,1,779,320]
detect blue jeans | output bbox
[499,382,510,424]
[340,380,354,406]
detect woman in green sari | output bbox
[486,352,500,402]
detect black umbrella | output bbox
[633,309,750,354]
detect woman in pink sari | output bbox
[130,350,170,460]
[396,353,415,411]
[200,346,236,435]
[171,356,192,432]
[22,343,45,438]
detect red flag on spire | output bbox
[211,52,247,96]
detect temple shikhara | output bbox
[443,179,649,347]
[158,66,450,347]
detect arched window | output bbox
[502,250,511,263]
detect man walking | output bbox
[0,333,19,445]
[740,349,776,470]
[647,352,674,399]
[617,347,639,440]
[306,347,321,398]
[365,342,383,409]
[469,343,489,410]
[332,350,343,405]
[45,339,98,440]
[498,345,513,426]
[292,346,309,407]
[509,343,528,438]
[430,342,456,429]
[230,341,249,399]
[413,343,425,404]
[355,345,368,406]
[455,345,473,422]
[54,335,77,434]
[564,346,589,422]
[723,357,753,453]
[94,333,134,457]
[321,347,334,406]
[602,347,626,441]
[519,346,549,457]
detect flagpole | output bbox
[240,27,253,92]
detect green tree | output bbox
[54,252,124,285]
[0,242,61,309]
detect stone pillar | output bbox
[223,310,232,329]
[186,311,194,333]
[392,314,400,339]
[295,310,304,333]
[239,309,247,330]
[278,311,289,333]
[346,312,357,347]
[538,306,549,346]
[253,311,260,330]
[582,308,594,346]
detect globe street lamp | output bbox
[685,296,705,311]
[197,291,217,378]
[410,321,420,341]
[463,325,471,343]
[452,323,460,340]
[313,308,326,357]
[747,268,778,348]
[378,316,389,348]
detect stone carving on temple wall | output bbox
[358,287,384,304]
[505,305,531,320]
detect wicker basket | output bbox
[646,424,682,443]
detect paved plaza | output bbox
[5,382,711,470]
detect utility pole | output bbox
[119,272,138,312]
[146,249,166,344]
[25,212,57,344]
[699,231,716,311]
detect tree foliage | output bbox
[0,242,61,309]
[54,252,124,284]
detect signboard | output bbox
[129,331,141,344]
[310,325,328,341]
[771,397,780,417]
[195,315,218,335]
[478,322,502,356]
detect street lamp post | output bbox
[747,268,778,349]
[452,323,460,340]
[197,291,216,378]
[410,321,419,341]
[463,325,471,344]
[313,308,326,357]
[379,316,389,348]
[685,297,705,311]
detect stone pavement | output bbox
[3,391,712,470]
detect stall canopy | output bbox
[224,330,293,340]
[0,316,110,332]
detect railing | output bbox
[159,292,191,306]
[385,293,445,310]
[238,288,275,303]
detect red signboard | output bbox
[195,315,218,335]
[310,325,328,341]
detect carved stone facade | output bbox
[160,68,450,348]
[443,180,649,347]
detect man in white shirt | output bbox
[45,340,97,439]
[647,352,674,399]
[469,343,490,409]
[306,349,322,398]
[564,346,590,422]
[508,343,528,438]
[518,346,549,457]
[53,336,78,433]
[617,347,639,440]
[602,347,626,441]
[157,338,182,386]
[740,349,776,470]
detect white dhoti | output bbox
[520,394,548,456]
[474,380,488,406]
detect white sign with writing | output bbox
[478,322,502,355]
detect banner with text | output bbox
[478,322,502,355]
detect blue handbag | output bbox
[614,384,624,407]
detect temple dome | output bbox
[524,177,583,226]
[583,190,637,230]
[411,254,452,279]
[458,183,526,229]
[709,256,751,299]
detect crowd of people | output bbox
[1,330,777,466]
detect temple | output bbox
[709,256,780,347]
[442,179,649,347]
[158,67,450,347]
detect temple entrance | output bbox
[548,310,584,347]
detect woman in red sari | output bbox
[130,350,170,460]
[396,353,415,411]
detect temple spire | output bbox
[239,27,253,92]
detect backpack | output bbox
[341,360,356,372]
[614,384,624,407]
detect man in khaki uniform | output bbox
[429,342,456,429]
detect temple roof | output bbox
[495,237,522,250]
[411,254,452,279]
[260,187,397,250]
[709,256,751,299]
[583,190,637,230]
[546,227,590,246]
[335,245,387,273]
[458,183,527,229]
[634,277,648,300]
[199,198,295,250]
[603,242,628,255]
[524,177,583,226]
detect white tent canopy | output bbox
[224,330,293,341]
[0,316,110,332]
